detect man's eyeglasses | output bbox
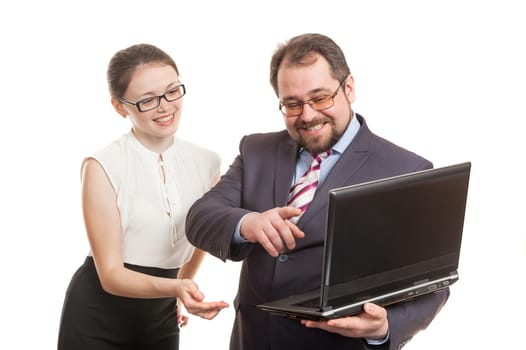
[120,84,186,112]
[279,79,345,118]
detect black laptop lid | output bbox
[320,162,471,308]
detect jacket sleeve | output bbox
[386,288,449,349]
[186,136,253,262]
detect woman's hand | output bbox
[176,279,229,320]
[176,298,189,327]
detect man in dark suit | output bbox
[186,33,449,350]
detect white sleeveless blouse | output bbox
[86,131,220,269]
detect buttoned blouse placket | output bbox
[158,153,178,246]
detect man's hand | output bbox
[239,206,305,257]
[301,303,389,340]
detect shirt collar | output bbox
[331,112,360,154]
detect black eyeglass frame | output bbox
[119,84,186,112]
[278,78,346,117]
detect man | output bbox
[186,33,448,350]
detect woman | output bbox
[58,43,228,349]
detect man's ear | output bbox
[111,98,128,118]
[344,74,356,104]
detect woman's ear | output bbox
[111,98,128,118]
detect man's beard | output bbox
[296,117,342,154]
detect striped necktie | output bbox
[287,150,331,224]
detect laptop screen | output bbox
[321,163,470,304]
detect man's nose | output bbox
[298,102,318,121]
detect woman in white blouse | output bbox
[58,43,228,350]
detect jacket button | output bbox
[277,254,288,263]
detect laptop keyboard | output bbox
[295,294,365,309]
[294,297,320,308]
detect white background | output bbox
[1,1,525,349]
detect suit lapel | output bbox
[298,117,373,227]
[274,137,299,207]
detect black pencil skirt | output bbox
[58,257,180,350]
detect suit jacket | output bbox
[186,114,449,350]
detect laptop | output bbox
[257,161,471,320]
